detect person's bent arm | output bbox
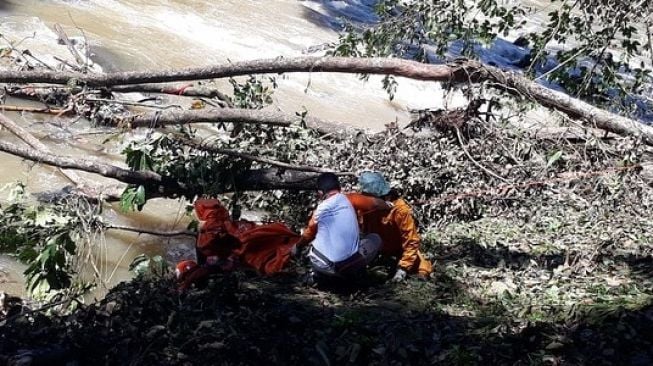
[296,214,317,247]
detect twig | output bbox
[21,50,55,70]
[534,46,589,81]
[455,127,509,183]
[107,241,134,284]
[0,104,73,115]
[0,33,33,67]
[53,55,84,72]
[53,23,86,68]
[105,224,196,238]
[183,138,355,176]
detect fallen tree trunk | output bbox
[0,56,460,86]
[0,113,126,201]
[1,56,651,144]
[123,107,347,134]
[0,140,171,185]
[0,139,319,198]
[0,113,81,185]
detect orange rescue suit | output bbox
[345,193,433,276]
[194,199,300,274]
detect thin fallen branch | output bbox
[2,85,78,105]
[455,127,509,183]
[2,56,651,144]
[111,84,234,106]
[122,107,348,134]
[85,97,171,110]
[105,224,196,237]
[0,105,73,115]
[417,164,643,206]
[183,138,355,175]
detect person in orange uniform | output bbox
[175,199,301,291]
[350,171,433,281]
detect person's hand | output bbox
[391,269,407,282]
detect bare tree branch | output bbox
[123,107,349,134]
[182,138,355,175]
[2,56,651,144]
[105,225,196,237]
[0,139,320,198]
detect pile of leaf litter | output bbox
[2,103,653,364]
[1,269,652,365]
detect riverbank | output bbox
[1,107,652,364]
[1,1,652,364]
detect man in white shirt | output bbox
[297,173,381,279]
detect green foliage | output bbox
[129,254,169,278]
[118,75,318,212]
[24,231,76,293]
[230,75,276,109]
[329,0,527,60]
[329,0,653,113]
[0,183,93,297]
[120,185,146,212]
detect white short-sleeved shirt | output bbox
[310,192,360,263]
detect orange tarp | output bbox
[194,199,301,274]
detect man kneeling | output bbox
[296,173,381,283]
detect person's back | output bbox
[298,173,378,280]
[311,192,360,263]
[346,192,406,257]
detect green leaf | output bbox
[547,150,563,168]
[18,246,38,262]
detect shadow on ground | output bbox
[1,267,651,365]
[437,236,653,281]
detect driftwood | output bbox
[0,113,126,200]
[1,57,651,144]
[0,105,73,115]
[0,113,80,185]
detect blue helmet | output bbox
[359,171,391,197]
